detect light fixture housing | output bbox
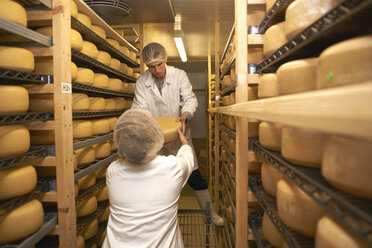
[174,36,187,62]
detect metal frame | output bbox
[74,153,118,181]
[248,213,277,248]
[72,110,124,119]
[16,0,52,8]
[0,146,50,170]
[0,112,52,125]
[73,132,114,151]
[72,81,134,97]
[258,0,293,33]
[220,54,236,80]
[75,178,106,205]
[0,67,51,85]
[221,124,236,140]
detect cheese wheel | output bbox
[73,120,93,139]
[77,173,96,190]
[97,205,109,222]
[262,212,284,248]
[248,47,264,63]
[0,85,28,114]
[109,117,118,131]
[105,98,116,110]
[114,97,126,110]
[94,142,111,159]
[247,10,265,26]
[0,164,37,200]
[77,13,92,29]
[259,122,282,152]
[93,73,109,88]
[110,58,121,71]
[0,199,43,244]
[120,63,128,74]
[322,136,372,199]
[222,75,232,88]
[133,73,140,79]
[0,125,30,158]
[29,93,54,112]
[126,98,133,108]
[230,68,236,82]
[71,29,84,51]
[129,51,137,61]
[261,162,285,197]
[98,229,107,246]
[0,0,27,27]
[227,206,235,223]
[126,67,133,76]
[94,164,108,179]
[34,26,52,36]
[248,86,258,101]
[72,93,90,111]
[127,83,135,94]
[89,97,105,111]
[77,235,85,248]
[81,219,98,240]
[74,181,79,197]
[71,0,78,18]
[317,35,372,89]
[96,185,108,201]
[277,58,318,95]
[71,62,78,81]
[277,179,326,237]
[282,126,326,167]
[315,216,370,248]
[155,116,182,143]
[108,78,122,91]
[122,82,129,92]
[81,41,98,59]
[119,46,129,56]
[76,195,97,217]
[110,140,117,152]
[75,147,95,166]
[0,46,34,72]
[91,25,106,39]
[258,73,279,98]
[97,50,111,66]
[263,22,287,57]
[30,130,54,145]
[76,68,94,85]
[92,119,111,135]
[106,38,120,49]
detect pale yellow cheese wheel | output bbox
[261,162,285,197]
[76,68,94,85]
[258,73,279,98]
[120,63,128,74]
[263,22,287,57]
[81,219,98,240]
[247,10,265,26]
[34,26,52,37]
[282,126,326,167]
[98,229,107,246]
[277,58,318,95]
[96,185,108,201]
[71,0,78,18]
[77,173,96,190]
[262,212,284,248]
[30,130,54,145]
[0,0,27,27]
[29,93,54,112]
[122,82,128,92]
[277,179,326,237]
[221,75,232,88]
[106,38,120,49]
[109,117,118,131]
[77,235,85,248]
[317,35,372,89]
[93,73,109,88]
[105,98,116,110]
[77,13,92,29]
[126,98,133,108]
[98,205,109,222]
[71,62,78,81]
[0,125,30,158]
[74,181,79,196]
[248,47,264,64]
[91,25,106,39]
[126,67,133,76]
[92,119,111,135]
[76,195,97,217]
[89,97,105,111]
[81,41,98,59]
[119,46,129,56]
[108,78,123,91]
[136,58,140,64]
[71,29,84,51]
[133,72,140,79]
[94,164,108,179]
[0,46,34,72]
[0,199,43,244]
[0,85,28,114]
[315,216,370,248]
[259,122,282,152]
[248,86,258,101]
[94,142,111,159]
[73,120,93,139]
[0,164,37,200]
[127,83,135,94]
[322,136,372,199]
[155,116,182,143]
[75,147,95,166]
[110,58,121,71]
[128,51,137,61]
[72,93,90,111]
[97,50,111,66]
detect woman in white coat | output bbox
[103,109,194,248]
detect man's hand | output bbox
[176,115,186,134]
[177,128,188,145]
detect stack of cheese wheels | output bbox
[133,73,140,79]
[0,125,30,158]
[258,73,279,98]
[322,135,372,199]
[81,41,98,59]
[155,116,182,143]
[259,122,283,152]
[76,195,98,217]
[106,38,120,49]
[77,235,85,248]
[261,162,286,197]
[95,164,109,179]
[247,10,265,26]
[81,219,98,240]
[0,46,34,72]
[96,185,108,201]
[92,118,111,135]
[315,216,370,248]
[77,13,92,29]
[263,22,287,57]
[120,63,128,74]
[276,58,318,95]
[108,78,122,91]
[121,83,128,92]
[262,212,284,248]
[75,146,95,166]
[89,97,105,111]
[126,67,134,76]
[109,117,118,131]
[0,0,27,27]
[91,25,106,39]
[119,46,129,56]
[126,98,133,108]
[0,85,28,114]
[71,62,78,81]
[129,51,137,61]
[29,93,54,112]
[281,126,326,167]
[105,98,116,110]
[94,142,111,159]
[114,98,126,110]
[277,179,326,237]
[97,50,111,66]
[110,58,121,71]
[98,205,110,222]
[317,35,372,89]
[93,73,109,88]
[73,120,93,139]
[76,68,94,85]
[0,164,37,200]
[72,93,90,111]
[35,27,83,51]
[77,173,96,190]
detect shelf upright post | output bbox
[139,24,145,74]
[207,53,213,190]
[53,0,77,246]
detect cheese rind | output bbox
[263,22,287,57]
[71,0,78,18]
[97,50,111,66]
[76,195,97,217]
[0,0,27,27]
[30,130,55,145]
[262,212,284,248]
[89,97,106,111]
[81,41,98,59]
[155,116,182,143]
[0,46,34,72]
[119,46,129,56]
[77,173,96,190]
[77,13,92,29]
[110,58,121,71]
[81,219,98,240]
[108,78,123,91]
[105,98,116,110]
[93,73,109,88]
[71,62,78,81]
[91,25,106,39]
[259,122,282,152]
[72,93,90,111]
[92,119,111,135]
[98,205,109,222]
[0,125,30,158]
[0,85,29,114]
[71,29,83,51]
[94,142,111,159]
[96,185,108,201]
[261,162,285,197]
[76,68,94,85]
[106,38,120,49]
[258,73,279,98]
[95,164,108,179]
[75,147,95,166]
[114,98,126,110]
[73,120,93,139]
[109,117,118,131]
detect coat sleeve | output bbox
[132,78,150,111]
[176,144,195,187]
[178,70,198,117]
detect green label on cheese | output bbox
[327,72,334,82]
[284,136,288,142]
[261,136,264,140]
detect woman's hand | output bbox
[177,128,188,145]
[176,115,187,134]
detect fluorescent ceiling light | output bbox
[174,36,187,62]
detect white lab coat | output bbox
[102,145,195,248]
[132,65,199,169]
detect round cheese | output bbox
[98,205,109,222]
[110,140,117,152]
[81,41,98,59]
[76,68,94,85]
[71,29,83,51]
[77,173,96,190]
[72,93,90,111]
[77,13,92,29]
[0,46,34,72]
[91,25,106,39]
[92,119,111,135]
[155,116,182,143]
[126,99,133,108]
[129,51,137,61]
[127,83,135,94]
[263,22,287,57]
[277,179,326,237]
[230,68,236,82]
[73,120,93,139]
[317,35,372,89]
[98,229,107,246]
[258,73,279,98]
[261,162,285,197]
[322,136,372,199]
[89,97,105,111]
[75,147,95,166]
[29,93,54,112]
[222,75,232,88]
[262,212,284,248]
[126,67,133,76]
[108,78,122,91]
[0,85,28,114]
[0,164,37,200]
[0,125,30,158]
[259,122,283,152]
[106,38,120,49]
[227,206,235,223]
[282,126,326,167]
[119,46,129,56]
[94,164,108,179]
[97,50,111,66]
[93,73,109,88]
[34,26,52,36]
[77,235,84,248]
[133,73,140,79]
[76,195,97,217]
[109,117,118,131]
[277,58,318,95]
[74,181,79,197]
[104,98,116,110]
[120,63,128,74]
[114,98,126,110]
[248,47,264,64]
[71,0,78,18]
[248,86,258,101]
[0,199,43,244]
[71,62,78,81]
[0,0,27,27]
[81,219,98,240]
[110,58,121,71]
[315,216,370,248]
[96,185,108,201]
[30,130,54,145]
[94,142,111,159]
[122,83,128,92]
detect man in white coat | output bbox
[132,42,224,226]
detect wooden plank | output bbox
[30,156,57,167]
[29,47,53,57]
[248,74,260,85]
[139,24,145,74]
[41,191,58,203]
[248,191,258,204]
[207,54,213,191]
[248,34,263,46]
[49,225,59,235]
[248,0,266,5]
[27,10,52,27]
[25,121,54,130]
[26,84,54,94]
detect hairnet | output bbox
[114,109,164,164]
[142,42,167,65]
